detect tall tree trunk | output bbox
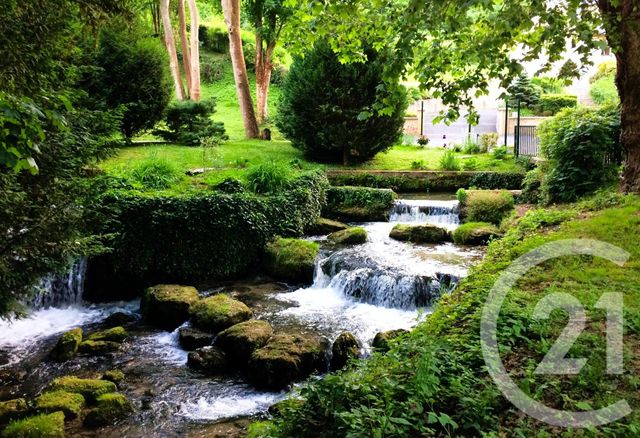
[177,0,192,99]
[187,0,201,101]
[600,0,640,193]
[160,0,185,100]
[255,36,275,124]
[222,0,260,138]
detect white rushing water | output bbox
[389,199,460,228]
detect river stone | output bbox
[50,327,83,362]
[2,412,65,438]
[189,294,252,333]
[179,327,214,351]
[140,284,201,330]
[102,312,138,327]
[34,390,85,420]
[49,377,117,403]
[389,224,450,244]
[187,346,229,374]
[215,320,274,363]
[78,340,122,356]
[327,227,367,245]
[86,326,128,343]
[372,329,409,352]
[247,333,328,391]
[263,238,319,284]
[84,393,133,427]
[307,218,349,235]
[102,370,125,386]
[330,332,360,371]
[0,398,28,424]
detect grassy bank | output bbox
[261,192,640,437]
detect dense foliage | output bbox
[154,98,227,145]
[458,189,515,225]
[538,94,578,116]
[539,106,622,203]
[276,42,407,164]
[324,186,396,222]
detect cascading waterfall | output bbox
[28,258,88,309]
[389,199,460,225]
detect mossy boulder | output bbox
[86,327,128,343]
[101,370,125,386]
[187,346,229,374]
[372,329,409,352]
[83,393,133,428]
[50,328,83,362]
[140,284,201,330]
[330,332,360,371]
[307,218,348,235]
[389,224,450,244]
[264,238,319,284]
[34,391,85,420]
[48,377,116,404]
[452,222,502,245]
[248,333,328,391]
[189,294,252,333]
[0,399,28,425]
[327,227,367,245]
[178,327,214,351]
[2,412,65,438]
[78,340,121,356]
[215,320,274,363]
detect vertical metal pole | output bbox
[420,101,424,137]
[504,99,509,147]
[515,98,522,158]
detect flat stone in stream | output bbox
[187,346,229,374]
[327,227,368,245]
[389,224,450,244]
[141,284,201,330]
[102,312,138,327]
[215,320,274,362]
[78,340,122,356]
[34,390,85,420]
[50,327,83,362]
[48,377,117,403]
[307,218,349,235]
[86,326,128,343]
[189,294,252,333]
[84,393,133,427]
[178,327,214,350]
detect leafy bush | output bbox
[468,172,524,190]
[411,160,426,170]
[539,94,577,115]
[214,178,245,194]
[590,60,616,83]
[459,190,515,225]
[590,76,619,106]
[154,98,227,146]
[199,25,229,53]
[462,158,478,170]
[276,41,407,164]
[539,105,622,203]
[439,150,461,171]
[519,167,544,204]
[88,26,172,139]
[129,157,183,190]
[492,146,508,160]
[462,139,480,154]
[531,76,565,94]
[245,163,292,194]
[478,133,498,153]
[202,59,226,83]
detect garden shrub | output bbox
[324,186,396,222]
[245,163,292,194]
[439,150,461,171]
[590,76,619,106]
[154,98,227,146]
[492,146,508,160]
[478,133,498,153]
[538,105,622,203]
[199,25,229,53]
[519,167,544,204]
[539,94,577,115]
[462,158,479,171]
[468,172,524,190]
[462,139,480,154]
[129,157,183,190]
[276,41,407,164]
[202,59,226,83]
[459,190,515,225]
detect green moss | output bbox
[452,222,502,245]
[307,218,348,235]
[264,238,319,283]
[86,327,128,343]
[327,227,367,245]
[0,399,28,425]
[215,319,274,362]
[78,340,121,355]
[459,190,514,225]
[102,370,125,386]
[2,412,65,438]
[189,294,252,333]
[50,328,83,362]
[83,393,133,428]
[246,420,278,438]
[389,224,449,244]
[48,377,117,404]
[34,391,85,420]
[140,284,201,330]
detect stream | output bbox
[0,194,483,437]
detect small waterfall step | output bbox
[28,258,87,310]
[389,199,459,225]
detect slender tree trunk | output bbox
[160,0,185,100]
[255,36,275,124]
[187,0,201,101]
[600,0,640,193]
[177,0,192,98]
[222,0,260,138]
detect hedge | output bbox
[539,94,577,115]
[324,186,397,222]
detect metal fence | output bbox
[515,125,540,157]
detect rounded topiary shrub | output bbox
[276,42,407,164]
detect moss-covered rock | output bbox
[0,399,28,425]
[327,227,367,245]
[50,328,82,362]
[248,333,328,390]
[372,329,409,352]
[389,224,450,244]
[189,294,252,333]
[140,284,201,330]
[48,377,116,404]
[452,222,502,245]
[2,412,65,438]
[307,218,348,235]
[78,340,121,356]
[187,346,229,374]
[264,238,318,284]
[330,332,360,371]
[86,326,128,343]
[34,391,85,420]
[102,312,138,327]
[101,370,125,386]
[178,327,214,351]
[83,393,133,428]
[215,320,274,363]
